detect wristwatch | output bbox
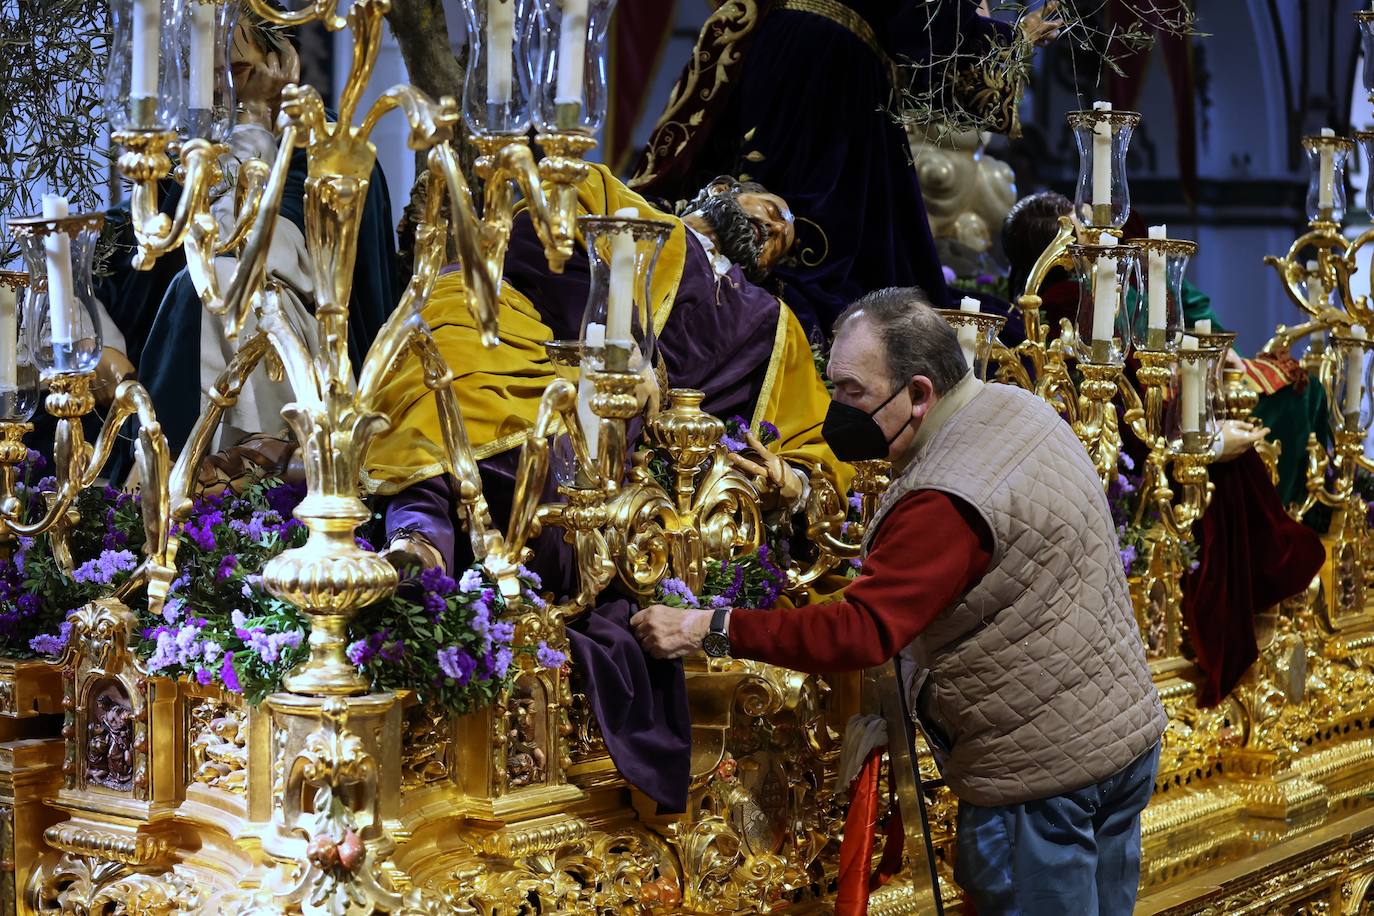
[702,608,731,658]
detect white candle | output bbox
[1347,324,1367,415]
[0,284,16,392]
[131,0,161,101]
[555,0,589,106]
[1091,233,1118,346]
[606,207,637,344]
[1319,128,1336,211]
[1307,260,1327,311]
[41,195,75,348]
[1180,335,1200,433]
[188,0,215,110]
[1092,101,1113,213]
[957,296,979,367]
[486,0,515,106]
[1146,224,1167,333]
[579,322,605,459]
[1193,319,1211,334]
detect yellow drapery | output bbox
[363,164,848,500]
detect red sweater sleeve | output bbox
[728,490,993,674]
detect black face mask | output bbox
[822,385,911,463]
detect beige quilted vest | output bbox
[866,379,1166,806]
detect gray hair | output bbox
[833,287,968,395]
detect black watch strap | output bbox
[702,607,732,658]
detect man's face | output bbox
[827,316,919,463]
[692,188,795,282]
[735,191,795,275]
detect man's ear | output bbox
[910,376,937,418]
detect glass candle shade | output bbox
[1166,344,1224,453]
[1068,108,1140,230]
[174,0,237,141]
[106,0,183,132]
[1359,11,1374,97]
[460,0,536,136]
[9,213,106,378]
[1357,130,1374,217]
[1303,132,1354,224]
[578,213,672,373]
[1326,330,1374,433]
[0,273,39,423]
[1070,240,1141,365]
[532,0,618,135]
[934,309,1006,381]
[1126,237,1195,352]
[544,339,583,486]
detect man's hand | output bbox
[631,604,714,659]
[728,428,803,511]
[1020,0,1063,47]
[1217,419,1270,462]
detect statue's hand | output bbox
[92,347,135,407]
[382,531,444,573]
[727,428,804,511]
[1020,0,1063,48]
[1217,419,1270,463]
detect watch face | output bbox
[702,632,731,658]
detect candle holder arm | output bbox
[495,380,578,581]
[433,142,501,348]
[244,0,346,32]
[991,341,1034,390]
[214,156,273,256]
[117,135,225,270]
[1263,318,1335,355]
[407,331,496,562]
[183,123,302,341]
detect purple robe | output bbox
[384,217,787,811]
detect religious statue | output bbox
[363,165,847,813]
[87,690,135,790]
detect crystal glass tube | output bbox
[10,214,106,378]
[1303,132,1354,224]
[1128,236,1196,352]
[1068,107,1140,230]
[175,0,238,141]
[106,0,183,132]
[460,0,536,136]
[1071,239,1141,365]
[532,0,618,135]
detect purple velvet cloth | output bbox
[381,219,789,812]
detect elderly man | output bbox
[633,287,1166,913]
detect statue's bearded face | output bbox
[694,190,795,282]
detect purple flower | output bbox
[23,449,46,472]
[458,568,484,593]
[216,554,239,581]
[355,536,374,552]
[975,274,997,286]
[264,480,307,518]
[942,265,957,284]
[378,638,406,663]
[720,434,747,453]
[848,494,863,513]
[220,653,241,693]
[437,646,477,685]
[1119,545,1139,572]
[28,620,71,656]
[346,639,372,666]
[758,421,780,445]
[419,566,457,597]
[423,591,447,621]
[536,641,567,670]
[195,667,213,686]
[487,646,513,679]
[73,548,138,586]
[1121,452,1136,471]
[517,565,543,590]
[660,578,698,607]
[16,593,39,616]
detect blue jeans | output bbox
[953,742,1161,915]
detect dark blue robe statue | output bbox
[631,0,1015,334]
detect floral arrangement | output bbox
[17,472,556,715]
[1107,453,1199,577]
[721,415,779,454]
[655,544,789,611]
